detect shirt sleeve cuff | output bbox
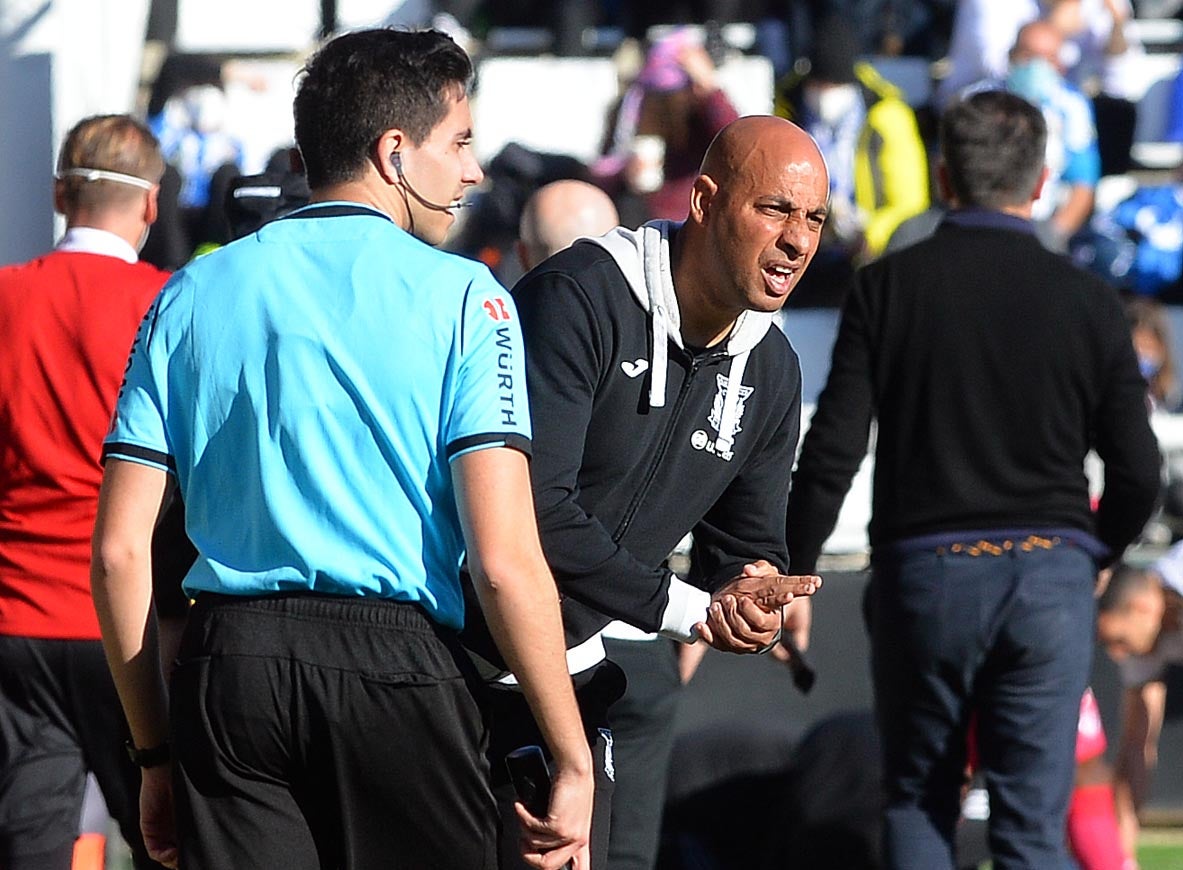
[658,574,712,643]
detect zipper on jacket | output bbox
[612,351,716,542]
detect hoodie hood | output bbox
[587,219,776,457]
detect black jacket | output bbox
[463,221,802,678]
[785,210,1161,574]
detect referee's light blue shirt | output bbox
[103,203,531,630]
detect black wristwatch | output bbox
[755,626,784,656]
[125,738,171,768]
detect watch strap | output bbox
[125,738,171,768]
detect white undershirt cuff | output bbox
[658,574,711,643]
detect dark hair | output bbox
[293,28,473,189]
[1097,563,1156,615]
[939,89,1047,210]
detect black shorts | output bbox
[482,659,625,870]
[0,634,161,870]
[172,593,497,870]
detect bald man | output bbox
[462,116,828,870]
[1006,18,1101,247]
[517,179,619,272]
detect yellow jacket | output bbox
[776,60,930,258]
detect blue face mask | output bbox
[1006,58,1061,104]
[1139,354,1163,381]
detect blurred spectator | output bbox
[1110,180,1183,298]
[516,179,619,271]
[1069,209,1137,289]
[151,82,241,212]
[593,27,739,224]
[1127,297,1183,412]
[1049,0,1141,98]
[1097,552,1183,859]
[937,1,1134,173]
[1064,689,1133,870]
[447,141,590,285]
[962,688,1134,870]
[775,16,930,302]
[1048,0,1143,176]
[1006,19,1101,249]
[144,54,244,263]
[934,0,1039,110]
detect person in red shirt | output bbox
[0,114,170,869]
[965,689,1133,869]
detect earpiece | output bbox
[387,149,469,213]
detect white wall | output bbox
[470,53,774,167]
[0,0,150,264]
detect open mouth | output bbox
[762,263,795,294]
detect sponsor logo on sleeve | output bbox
[483,297,511,321]
[494,325,517,426]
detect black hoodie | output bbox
[463,220,803,681]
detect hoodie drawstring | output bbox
[643,222,677,409]
[650,304,669,408]
[715,350,750,456]
[587,221,776,422]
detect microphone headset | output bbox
[390,152,472,211]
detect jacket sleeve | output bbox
[1092,291,1162,562]
[785,273,878,574]
[690,367,801,588]
[514,267,710,641]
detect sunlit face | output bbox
[397,91,483,246]
[1097,601,1161,661]
[704,149,829,315]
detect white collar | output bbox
[55,227,139,264]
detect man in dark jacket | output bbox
[785,89,1161,870]
[466,115,829,869]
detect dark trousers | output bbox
[603,638,683,870]
[483,660,624,870]
[868,542,1095,870]
[171,593,497,870]
[0,635,163,870]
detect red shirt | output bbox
[0,246,168,639]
